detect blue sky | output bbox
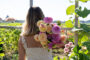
[0,0,90,21]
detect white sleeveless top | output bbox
[22,37,53,60]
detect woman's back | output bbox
[23,35,42,48]
[21,36,53,60]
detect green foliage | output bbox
[69,45,81,60]
[81,35,88,43]
[60,57,67,60]
[0,23,22,26]
[80,24,90,33]
[79,53,90,60]
[67,0,90,60]
[56,21,61,26]
[69,45,90,60]
[66,5,75,15]
[82,41,90,51]
[73,45,81,54]
[0,28,21,58]
[65,20,74,28]
[77,23,90,45]
[53,56,58,60]
[75,7,90,18]
[69,52,78,60]
[0,37,4,57]
[0,53,4,57]
[78,31,89,45]
[0,23,21,59]
[80,0,89,2]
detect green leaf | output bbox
[79,53,84,60]
[53,56,58,60]
[0,53,4,57]
[73,45,81,54]
[84,50,88,54]
[62,57,67,60]
[69,52,78,60]
[65,20,74,28]
[81,35,88,43]
[75,7,90,18]
[66,5,75,15]
[80,24,90,32]
[79,53,90,60]
[0,42,4,44]
[80,0,88,2]
[78,32,89,45]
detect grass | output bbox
[84,23,90,28]
[0,23,22,26]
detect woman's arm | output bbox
[18,37,26,60]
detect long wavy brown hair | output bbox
[21,7,44,36]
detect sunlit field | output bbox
[0,23,22,26]
[0,22,90,60]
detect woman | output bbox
[18,7,53,60]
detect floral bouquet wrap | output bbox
[34,17,67,49]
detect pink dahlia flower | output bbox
[68,42,73,46]
[44,17,53,24]
[52,26,61,34]
[64,48,69,53]
[65,44,70,48]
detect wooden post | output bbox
[30,0,33,7]
[75,0,79,45]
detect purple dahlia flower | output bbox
[52,26,61,34]
[44,17,53,24]
[51,34,61,44]
[48,42,54,49]
[52,34,60,40]
[52,39,60,44]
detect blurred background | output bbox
[0,0,90,60]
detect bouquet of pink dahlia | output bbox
[34,17,66,49]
